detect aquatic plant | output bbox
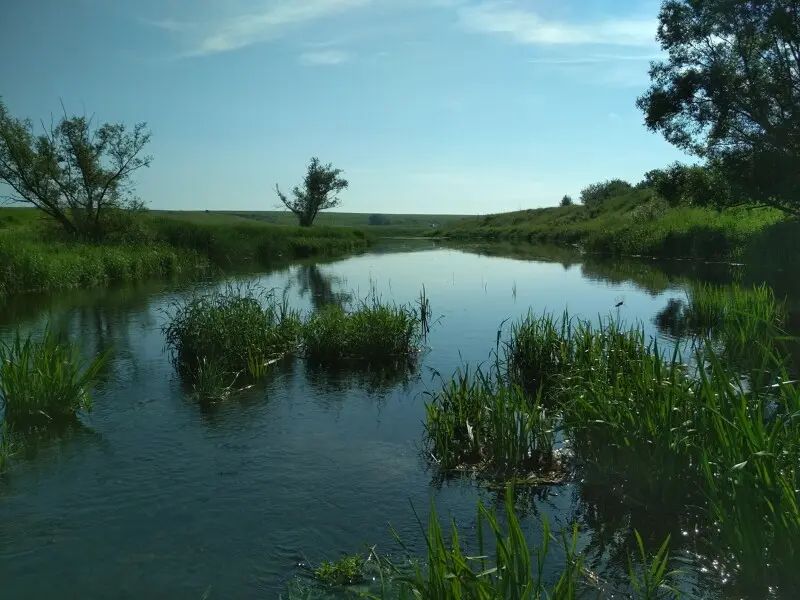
[424,364,556,480]
[362,484,680,600]
[0,329,106,426]
[313,553,367,587]
[302,287,431,366]
[162,283,302,385]
[504,311,572,397]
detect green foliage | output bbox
[637,0,800,216]
[162,283,302,387]
[0,329,106,426]
[276,157,349,227]
[579,179,633,207]
[559,195,573,207]
[313,553,366,587]
[643,162,733,208]
[302,288,431,366]
[0,97,152,238]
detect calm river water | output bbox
[0,241,796,599]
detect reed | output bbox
[0,329,106,426]
[423,365,556,479]
[162,283,302,386]
[302,287,431,366]
[363,484,680,600]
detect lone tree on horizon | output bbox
[0,98,152,239]
[275,157,348,227]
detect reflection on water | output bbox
[1,243,798,599]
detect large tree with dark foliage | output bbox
[275,157,348,227]
[636,0,800,216]
[0,98,152,238]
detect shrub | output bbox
[579,178,633,207]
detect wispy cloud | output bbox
[528,53,662,65]
[153,0,374,56]
[298,49,351,65]
[457,1,657,47]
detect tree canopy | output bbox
[579,179,633,207]
[275,157,348,227]
[0,98,152,238]
[637,0,800,216]
[560,194,574,207]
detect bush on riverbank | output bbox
[0,330,106,426]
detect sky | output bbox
[0,0,690,215]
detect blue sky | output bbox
[0,0,689,215]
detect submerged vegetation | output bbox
[0,329,106,426]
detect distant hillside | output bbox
[154,210,471,230]
[436,188,788,261]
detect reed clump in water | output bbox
[424,364,556,480]
[162,283,302,388]
[302,287,432,367]
[295,484,679,599]
[0,329,106,426]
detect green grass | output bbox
[439,188,786,261]
[302,287,432,367]
[162,283,302,393]
[0,329,106,426]
[0,207,376,296]
[156,209,468,231]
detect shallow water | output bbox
[0,243,796,599]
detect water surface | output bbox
[0,243,795,599]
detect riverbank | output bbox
[436,188,798,262]
[0,208,372,295]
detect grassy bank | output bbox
[439,188,794,261]
[0,208,373,296]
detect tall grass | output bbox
[162,283,302,390]
[0,329,106,426]
[424,365,556,479]
[302,288,432,366]
[305,485,680,599]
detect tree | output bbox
[579,179,633,207]
[644,162,733,208]
[560,194,574,207]
[275,157,348,227]
[636,0,800,216]
[0,98,152,238]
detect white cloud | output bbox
[528,53,662,65]
[457,1,658,47]
[298,49,351,65]
[154,0,374,56]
